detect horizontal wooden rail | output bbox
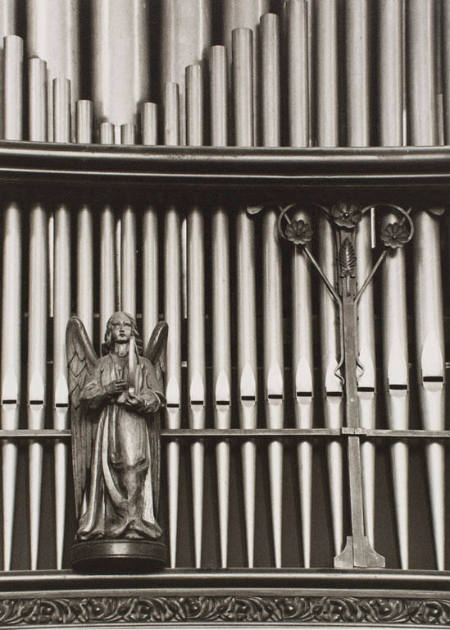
[2,428,450,440]
[0,142,448,190]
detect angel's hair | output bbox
[102,311,144,355]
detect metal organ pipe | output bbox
[210,44,231,569]
[1,33,22,570]
[27,56,47,571]
[233,27,258,569]
[161,0,211,145]
[92,0,149,129]
[407,0,446,572]
[314,0,344,557]
[52,78,71,569]
[26,0,79,140]
[285,0,313,568]
[345,0,376,549]
[223,0,269,143]
[260,12,284,569]
[141,102,159,341]
[379,0,410,570]
[163,82,182,568]
[186,63,206,569]
[76,100,94,340]
[0,0,16,139]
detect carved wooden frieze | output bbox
[1,595,450,626]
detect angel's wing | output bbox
[66,316,98,517]
[145,321,168,389]
[144,322,168,514]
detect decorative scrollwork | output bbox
[1,595,450,626]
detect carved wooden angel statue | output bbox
[66,311,168,572]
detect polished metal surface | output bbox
[161,0,211,144]
[210,45,231,569]
[163,82,182,568]
[27,0,79,140]
[1,33,22,571]
[92,0,149,129]
[141,102,159,341]
[0,0,16,139]
[285,0,309,147]
[379,0,409,571]
[319,216,344,557]
[27,57,47,571]
[233,26,258,569]
[186,63,206,569]
[408,0,446,571]
[261,12,284,569]
[76,101,94,340]
[314,0,338,146]
[224,0,269,143]
[315,0,343,558]
[444,0,450,145]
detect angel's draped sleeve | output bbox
[140,358,165,410]
[80,359,109,410]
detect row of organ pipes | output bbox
[0,0,448,571]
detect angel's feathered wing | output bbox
[145,322,168,514]
[66,317,98,517]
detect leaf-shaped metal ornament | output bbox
[339,237,356,278]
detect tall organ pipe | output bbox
[163,82,182,568]
[76,100,94,340]
[1,34,22,570]
[141,102,159,341]
[99,122,116,355]
[379,0,410,570]
[26,0,79,141]
[407,0,446,571]
[233,27,258,568]
[210,45,231,569]
[186,63,206,569]
[119,124,137,316]
[92,0,149,130]
[27,56,47,571]
[314,0,344,558]
[285,0,313,568]
[0,0,16,139]
[260,13,284,569]
[345,0,376,548]
[52,77,71,569]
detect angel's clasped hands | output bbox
[125,391,161,414]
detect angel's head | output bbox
[102,311,143,355]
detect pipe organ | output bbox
[0,0,450,627]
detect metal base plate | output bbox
[71,539,167,573]
[334,536,385,569]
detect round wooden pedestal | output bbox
[71,539,167,573]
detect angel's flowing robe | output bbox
[77,352,164,541]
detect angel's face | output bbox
[109,315,133,344]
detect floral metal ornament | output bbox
[283,218,313,246]
[381,221,411,249]
[331,202,362,229]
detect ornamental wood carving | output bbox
[1,596,450,626]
